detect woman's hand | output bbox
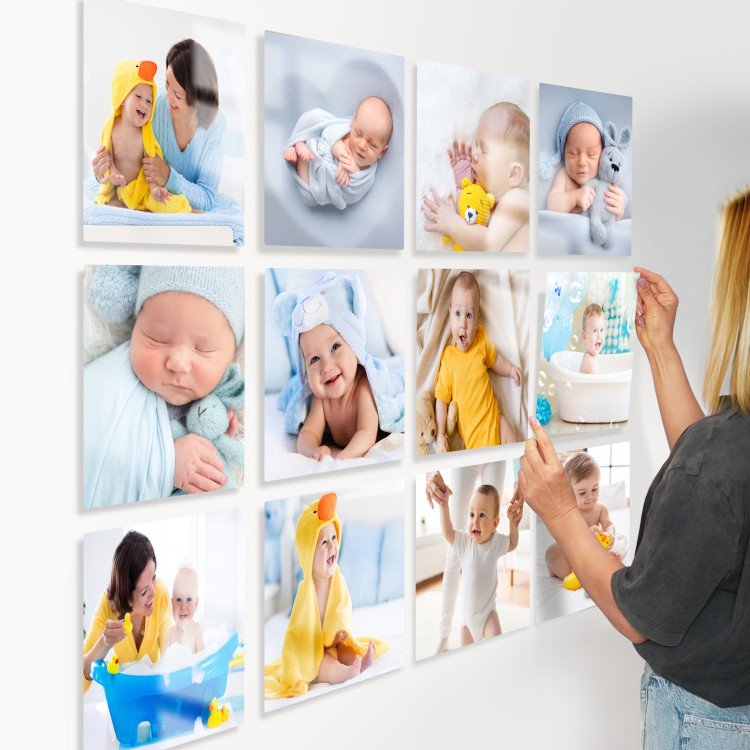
[102,618,127,647]
[633,267,679,358]
[143,154,170,187]
[425,471,452,509]
[92,145,111,183]
[518,418,577,525]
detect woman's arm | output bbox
[519,419,646,643]
[83,596,126,681]
[634,268,704,449]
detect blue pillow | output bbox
[338,521,383,608]
[376,518,404,603]
[265,270,292,393]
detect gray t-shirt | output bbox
[611,407,750,708]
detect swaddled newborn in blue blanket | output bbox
[283,96,392,210]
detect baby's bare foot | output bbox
[360,641,376,672]
[283,145,298,162]
[346,655,362,680]
[295,142,314,161]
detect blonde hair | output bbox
[563,452,600,483]
[480,102,530,171]
[582,302,603,327]
[704,188,750,414]
[474,484,500,516]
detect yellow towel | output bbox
[264,492,388,699]
[95,59,190,213]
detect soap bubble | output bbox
[548,383,556,396]
[565,382,573,394]
[569,282,584,305]
[543,308,553,332]
[537,371,547,389]
[569,334,579,349]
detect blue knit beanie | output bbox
[539,100,604,180]
[88,265,245,344]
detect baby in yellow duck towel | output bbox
[264,492,388,699]
[95,59,191,213]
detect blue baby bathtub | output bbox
[92,630,239,746]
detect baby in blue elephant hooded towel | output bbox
[273,272,405,461]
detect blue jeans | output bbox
[641,663,750,749]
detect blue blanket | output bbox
[83,342,174,508]
[284,108,378,210]
[82,179,244,246]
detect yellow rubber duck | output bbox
[107,656,120,674]
[563,532,614,590]
[207,698,223,729]
[122,612,133,634]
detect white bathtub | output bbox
[549,351,633,423]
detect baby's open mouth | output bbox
[327,553,336,565]
[472,528,481,536]
[179,613,188,620]
[137,109,147,119]
[459,335,467,346]
[324,373,341,386]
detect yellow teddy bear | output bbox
[442,177,496,252]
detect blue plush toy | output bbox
[272,271,405,435]
[587,122,631,249]
[171,365,245,493]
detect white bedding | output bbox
[264,597,404,711]
[263,393,404,481]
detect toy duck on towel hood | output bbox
[95,59,191,213]
[264,492,388,699]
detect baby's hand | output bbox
[150,185,170,204]
[591,524,603,534]
[509,365,522,387]
[576,186,596,211]
[435,434,449,454]
[335,162,351,187]
[337,146,359,175]
[422,190,457,235]
[312,445,333,461]
[174,434,228,493]
[448,140,476,187]
[604,184,626,220]
[109,170,126,188]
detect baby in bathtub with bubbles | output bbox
[579,303,606,374]
[273,272,405,462]
[283,97,393,210]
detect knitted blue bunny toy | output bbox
[587,122,631,249]
[171,364,245,493]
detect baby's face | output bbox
[347,99,391,169]
[130,291,236,406]
[571,471,600,511]
[449,284,479,352]
[171,570,199,630]
[564,122,602,186]
[311,522,339,580]
[472,120,519,196]
[467,491,499,544]
[299,324,359,401]
[122,83,154,128]
[582,313,605,357]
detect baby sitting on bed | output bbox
[265,493,387,698]
[423,102,530,252]
[84,265,244,507]
[435,272,522,452]
[435,483,521,644]
[542,101,626,221]
[273,272,405,461]
[283,97,393,210]
[165,566,205,653]
[95,59,191,214]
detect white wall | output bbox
[5,1,749,749]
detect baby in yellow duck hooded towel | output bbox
[95,59,191,213]
[264,492,388,699]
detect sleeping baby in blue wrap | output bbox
[273,272,404,461]
[83,265,244,507]
[283,97,393,210]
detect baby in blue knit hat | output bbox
[544,100,626,220]
[84,265,244,505]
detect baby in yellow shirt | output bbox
[435,272,521,451]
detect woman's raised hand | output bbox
[102,618,127,647]
[633,267,680,357]
[425,471,452,509]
